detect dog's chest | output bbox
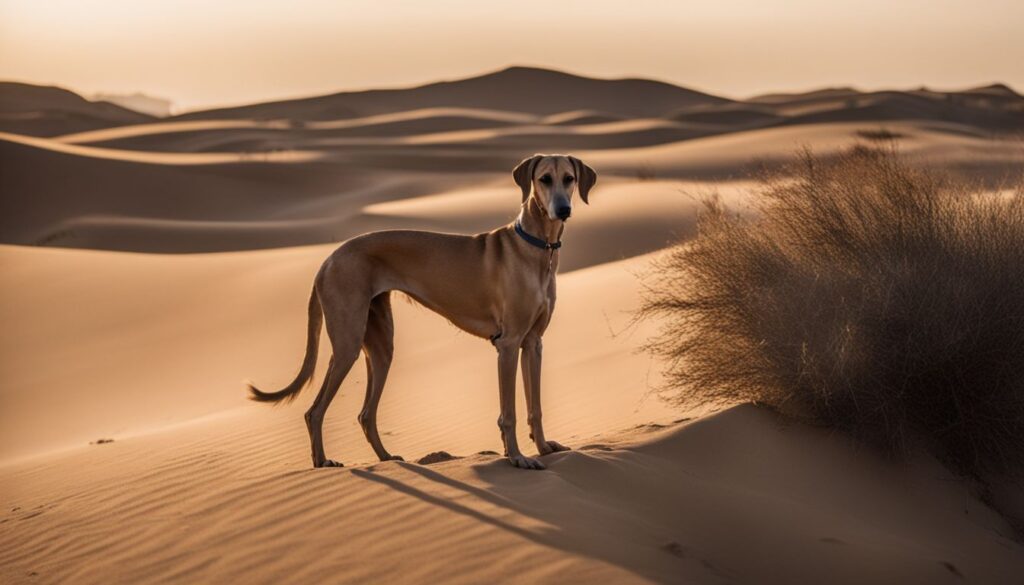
[521,266,556,315]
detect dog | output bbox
[248,154,597,470]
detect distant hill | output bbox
[0,82,155,137]
[2,70,1021,141]
[173,66,733,122]
[683,84,1024,132]
[94,92,173,117]
[775,90,1024,131]
[746,87,862,105]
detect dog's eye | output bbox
[539,174,553,185]
[564,175,575,184]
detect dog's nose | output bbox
[555,206,572,220]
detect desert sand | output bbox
[2,67,1023,583]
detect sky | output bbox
[1,0,1022,112]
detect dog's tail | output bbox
[247,285,323,404]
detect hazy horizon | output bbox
[2,0,1022,112]
[4,63,1022,116]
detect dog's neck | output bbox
[517,196,564,247]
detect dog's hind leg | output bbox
[358,293,401,462]
[305,356,341,467]
[304,293,370,468]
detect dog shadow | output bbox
[349,448,729,584]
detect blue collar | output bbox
[514,220,561,250]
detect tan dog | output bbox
[248,154,597,470]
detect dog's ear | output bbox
[513,154,543,203]
[569,156,597,204]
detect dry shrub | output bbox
[641,146,1024,478]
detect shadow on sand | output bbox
[349,423,730,584]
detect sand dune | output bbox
[0,130,323,164]
[54,119,291,146]
[776,91,1024,130]
[0,245,671,463]
[172,66,729,122]
[2,400,1020,584]
[746,86,863,105]
[541,110,624,126]
[55,108,540,152]
[0,81,154,137]
[3,68,1024,584]
[6,118,1021,254]
[667,105,782,128]
[582,120,1024,182]
[52,118,715,155]
[5,68,1020,147]
[0,130,731,259]
[0,132,488,250]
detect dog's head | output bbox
[513,154,597,221]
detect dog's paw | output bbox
[382,455,404,462]
[538,440,571,455]
[508,454,546,470]
[315,459,344,468]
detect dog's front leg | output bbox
[495,339,544,470]
[521,334,570,457]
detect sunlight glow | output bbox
[1,0,1021,110]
